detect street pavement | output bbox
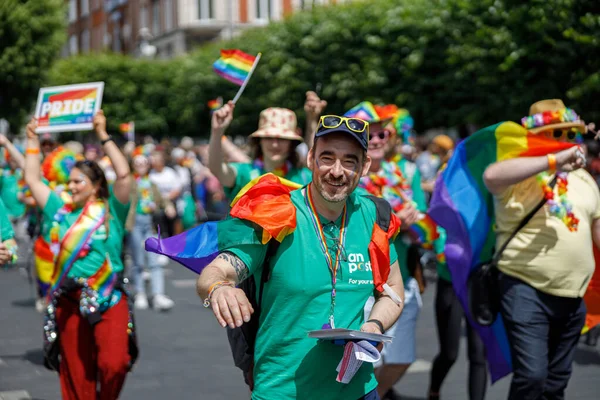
[1,262,598,399]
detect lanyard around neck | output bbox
[304,184,348,328]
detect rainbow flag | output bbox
[208,98,223,111]
[213,49,257,86]
[583,247,600,334]
[409,214,439,250]
[344,101,378,122]
[146,174,300,273]
[429,121,577,382]
[34,237,54,297]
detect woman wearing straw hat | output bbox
[24,111,137,399]
[208,101,311,200]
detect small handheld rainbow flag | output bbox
[409,214,439,250]
[208,97,223,112]
[213,49,258,86]
[213,50,262,104]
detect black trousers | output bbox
[429,278,487,400]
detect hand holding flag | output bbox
[212,101,235,134]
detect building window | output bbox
[81,29,90,53]
[69,34,78,55]
[140,5,149,28]
[164,0,173,31]
[256,0,272,20]
[113,24,122,52]
[152,0,160,35]
[198,0,213,20]
[68,0,77,22]
[80,0,89,16]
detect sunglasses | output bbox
[370,130,391,142]
[542,128,582,141]
[319,115,369,134]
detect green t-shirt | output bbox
[42,190,130,278]
[0,197,14,241]
[227,189,398,400]
[397,157,427,212]
[434,227,451,282]
[224,162,312,200]
[0,169,25,219]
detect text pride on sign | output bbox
[34,82,104,133]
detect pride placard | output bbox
[34,82,104,133]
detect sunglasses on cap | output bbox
[319,115,369,135]
[542,127,582,141]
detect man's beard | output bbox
[315,174,358,203]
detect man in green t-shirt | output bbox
[197,112,405,400]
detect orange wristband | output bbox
[547,154,557,171]
[26,148,40,155]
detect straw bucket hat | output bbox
[249,108,303,141]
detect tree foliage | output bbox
[45,0,600,138]
[0,0,66,132]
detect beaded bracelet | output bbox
[203,281,235,308]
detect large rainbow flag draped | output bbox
[145,174,300,273]
[583,247,600,334]
[429,121,577,382]
[213,49,257,86]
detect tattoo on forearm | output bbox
[217,251,249,281]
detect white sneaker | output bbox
[35,298,46,313]
[152,294,174,311]
[142,270,151,282]
[135,294,149,310]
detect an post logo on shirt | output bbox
[348,253,371,273]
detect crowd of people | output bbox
[0,91,599,400]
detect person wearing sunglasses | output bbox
[483,99,599,400]
[347,102,427,400]
[208,100,312,201]
[188,113,404,399]
[24,111,137,399]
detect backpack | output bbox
[226,195,393,386]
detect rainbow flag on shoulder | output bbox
[213,49,257,86]
[145,174,300,273]
[429,121,577,382]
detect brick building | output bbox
[64,0,347,59]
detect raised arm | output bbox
[197,251,253,329]
[483,146,584,195]
[0,134,25,169]
[23,119,51,210]
[208,101,238,188]
[94,111,131,204]
[362,260,405,333]
[221,136,251,163]
[303,91,327,149]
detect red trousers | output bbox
[56,293,131,400]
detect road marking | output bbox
[0,390,31,400]
[0,357,6,367]
[406,358,432,374]
[172,279,197,288]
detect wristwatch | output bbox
[366,319,385,334]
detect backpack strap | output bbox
[365,195,393,232]
[257,238,281,308]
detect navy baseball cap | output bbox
[314,115,369,150]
